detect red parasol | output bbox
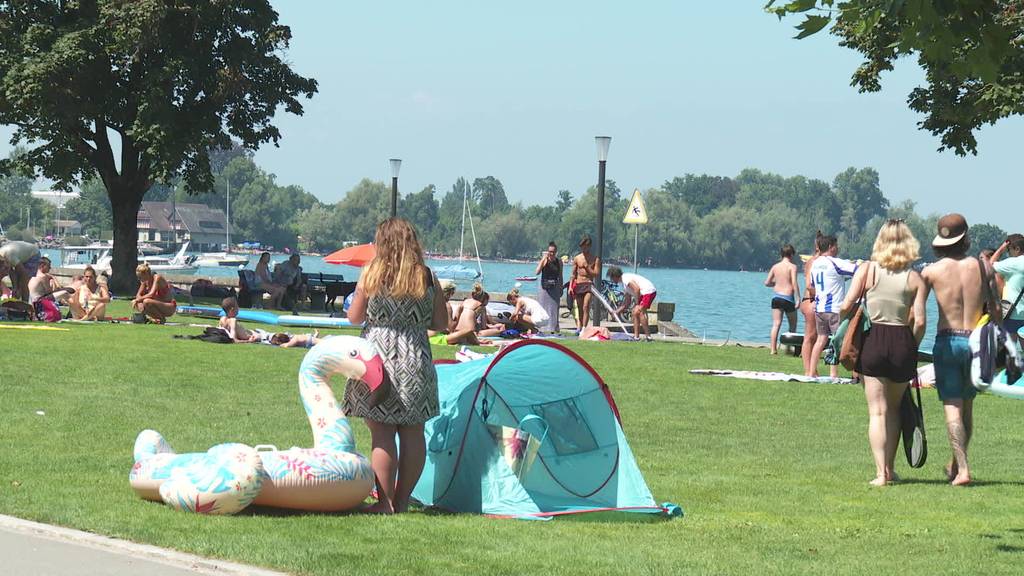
[323,243,375,267]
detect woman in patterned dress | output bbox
[344,218,448,514]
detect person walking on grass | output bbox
[606,266,657,341]
[922,213,986,487]
[765,244,799,355]
[344,218,447,514]
[839,220,927,486]
[808,235,858,379]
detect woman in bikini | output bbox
[132,262,176,323]
[70,265,110,320]
[800,231,823,375]
[571,234,600,333]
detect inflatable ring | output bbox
[130,336,384,514]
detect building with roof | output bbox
[137,202,228,251]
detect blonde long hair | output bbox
[872,219,920,271]
[361,218,429,299]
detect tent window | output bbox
[533,399,598,456]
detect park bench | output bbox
[303,272,356,316]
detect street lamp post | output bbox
[594,136,611,326]
[389,158,402,218]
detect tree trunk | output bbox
[109,191,143,295]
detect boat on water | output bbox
[437,179,484,285]
[194,252,250,267]
[434,264,481,280]
[141,242,198,274]
[514,275,537,282]
[59,242,197,275]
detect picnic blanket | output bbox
[689,369,856,385]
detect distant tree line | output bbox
[2,150,1012,270]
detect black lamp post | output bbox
[389,158,402,218]
[594,136,611,271]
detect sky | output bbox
[3,1,1020,230]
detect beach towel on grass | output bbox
[689,369,856,385]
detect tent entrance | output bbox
[479,382,621,499]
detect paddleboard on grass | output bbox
[175,305,279,325]
[277,316,357,329]
[176,305,361,328]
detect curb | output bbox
[0,514,288,576]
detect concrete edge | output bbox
[0,514,289,576]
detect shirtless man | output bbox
[765,244,799,355]
[571,234,600,332]
[921,214,986,487]
[28,256,74,304]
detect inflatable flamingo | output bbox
[129,336,385,514]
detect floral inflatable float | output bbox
[129,336,385,514]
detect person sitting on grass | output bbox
[69,266,110,321]
[28,256,75,305]
[607,266,657,341]
[132,262,176,324]
[506,288,548,334]
[428,285,496,346]
[219,296,258,342]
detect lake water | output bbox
[45,250,941,347]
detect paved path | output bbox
[0,515,287,576]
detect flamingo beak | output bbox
[360,354,385,392]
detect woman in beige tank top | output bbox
[840,220,927,486]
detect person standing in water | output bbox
[765,244,799,355]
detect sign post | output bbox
[622,188,648,273]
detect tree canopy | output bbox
[0,0,316,288]
[766,0,1024,155]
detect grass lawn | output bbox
[2,302,1023,575]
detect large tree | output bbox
[0,1,316,290]
[766,0,1024,155]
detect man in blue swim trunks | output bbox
[922,213,987,486]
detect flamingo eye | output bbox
[348,349,359,358]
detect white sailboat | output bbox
[194,178,250,268]
[434,181,483,283]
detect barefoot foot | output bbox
[869,476,888,487]
[944,461,958,482]
[951,472,971,487]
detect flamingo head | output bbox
[316,336,391,406]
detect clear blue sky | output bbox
[4,1,1020,230]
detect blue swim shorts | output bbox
[932,332,977,401]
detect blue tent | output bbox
[413,340,679,519]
